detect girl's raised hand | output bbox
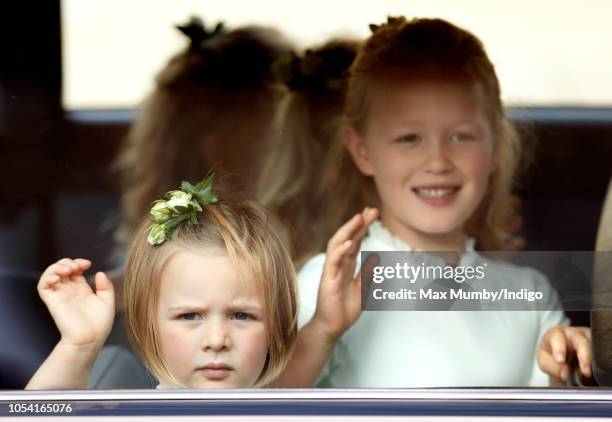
[537,325,592,386]
[312,207,379,343]
[38,258,115,350]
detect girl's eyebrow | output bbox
[452,119,482,126]
[166,303,263,312]
[226,304,263,313]
[167,305,208,312]
[390,119,426,127]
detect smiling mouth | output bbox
[199,363,233,381]
[411,186,461,206]
[412,186,460,198]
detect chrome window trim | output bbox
[3,388,612,402]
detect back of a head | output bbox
[256,39,359,266]
[114,17,293,248]
[324,16,522,251]
[123,180,298,387]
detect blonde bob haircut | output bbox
[123,192,298,387]
[323,16,525,251]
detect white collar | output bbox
[367,220,476,252]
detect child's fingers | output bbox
[568,329,592,377]
[578,326,591,341]
[324,240,354,281]
[40,258,92,286]
[357,252,381,281]
[60,258,91,276]
[350,208,379,244]
[356,252,381,287]
[538,349,569,381]
[339,208,380,264]
[546,327,568,364]
[57,258,81,271]
[362,207,379,225]
[94,272,115,307]
[74,258,92,270]
[43,262,72,278]
[43,258,90,278]
[38,263,73,293]
[38,274,61,291]
[326,214,364,254]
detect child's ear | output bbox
[343,126,374,176]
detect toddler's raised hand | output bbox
[537,325,592,386]
[312,207,379,343]
[38,258,115,349]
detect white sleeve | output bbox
[297,254,326,329]
[296,253,336,386]
[528,271,570,386]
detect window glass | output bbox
[62,0,612,108]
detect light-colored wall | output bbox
[62,0,612,108]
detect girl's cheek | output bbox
[236,326,268,373]
[158,325,198,371]
[457,144,494,177]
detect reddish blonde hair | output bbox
[323,17,523,250]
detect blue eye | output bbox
[180,313,202,321]
[231,312,252,321]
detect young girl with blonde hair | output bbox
[257,37,524,268]
[276,16,592,388]
[27,176,297,389]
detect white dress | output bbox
[298,221,568,388]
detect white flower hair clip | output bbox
[147,174,218,246]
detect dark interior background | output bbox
[1,1,611,388]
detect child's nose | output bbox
[201,319,232,352]
[424,139,453,173]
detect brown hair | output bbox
[123,189,298,387]
[323,16,523,250]
[256,39,359,266]
[113,23,292,249]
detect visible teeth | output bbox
[416,188,455,198]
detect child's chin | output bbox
[188,377,248,389]
[418,221,463,237]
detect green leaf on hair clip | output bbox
[147,174,218,246]
[182,174,218,209]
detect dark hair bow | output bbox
[176,16,225,49]
[369,16,403,33]
[274,44,355,91]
